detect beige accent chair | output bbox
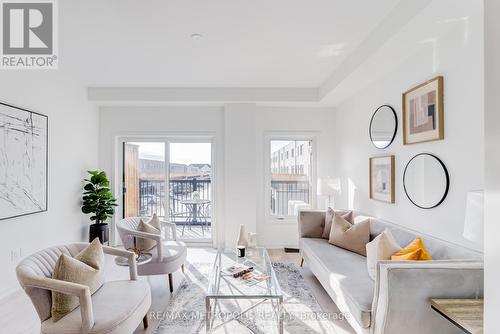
[117,217,187,292]
[16,243,151,334]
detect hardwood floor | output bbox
[0,247,354,334]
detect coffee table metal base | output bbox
[205,294,284,333]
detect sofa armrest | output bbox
[119,228,163,262]
[160,219,177,241]
[23,276,94,334]
[372,260,483,334]
[298,210,325,238]
[102,246,137,280]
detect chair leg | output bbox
[168,273,173,293]
[143,314,149,328]
[300,257,304,267]
[181,263,185,273]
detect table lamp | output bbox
[317,177,338,208]
[463,190,484,244]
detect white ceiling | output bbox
[60,0,401,88]
[321,0,477,105]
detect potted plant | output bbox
[81,170,118,243]
[192,191,201,200]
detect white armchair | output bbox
[116,217,187,292]
[16,243,151,334]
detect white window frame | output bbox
[264,134,317,224]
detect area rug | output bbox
[153,261,342,333]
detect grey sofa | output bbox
[298,210,483,334]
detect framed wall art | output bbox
[369,155,395,203]
[0,102,48,220]
[402,76,444,145]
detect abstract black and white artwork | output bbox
[0,102,48,220]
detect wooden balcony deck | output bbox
[175,224,211,240]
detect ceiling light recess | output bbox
[191,33,203,40]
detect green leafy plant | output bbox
[81,170,118,224]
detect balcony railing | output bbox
[138,179,211,224]
[137,179,310,222]
[271,180,310,217]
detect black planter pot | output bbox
[89,223,109,244]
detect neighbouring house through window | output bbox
[269,139,314,219]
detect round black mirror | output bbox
[403,153,450,209]
[369,105,398,149]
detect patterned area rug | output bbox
[153,261,340,333]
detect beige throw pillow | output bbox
[51,238,104,321]
[328,213,370,256]
[322,208,354,239]
[136,219,160,251]
[146,213,161,230]
[366,228,402,280]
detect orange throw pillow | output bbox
[391,237,432,261]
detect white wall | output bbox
[0,72,98,298]
[98,104,335,248]
[332,0,483,250]
[223,104,258,248]
[484,0,500,330]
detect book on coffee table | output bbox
[222,262,270,286]
[222,263,249,276]
[238,270,270,287]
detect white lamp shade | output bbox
[317,177,339,196]
[463,190,484,244]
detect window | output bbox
[269,139,314,220]
[123,140,214,242]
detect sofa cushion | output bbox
[42,280,151,334]
[362,215,483,260]
[136,219,160,251]
[149,240,186,261]
[391,237,432,260]
[329,214,370,256]
[321,208,353,239]
[146,213,162,230]
[299,210,326,238]
[366,228,401,280]
[51,239,104,321]
[300,237,373,328]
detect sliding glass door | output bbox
[122,139,213,242]
[168,142,212,240]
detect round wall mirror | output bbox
[369,105,398,149]
[403,153,450,209]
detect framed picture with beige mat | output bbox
[369,155,395,203]
[403,76,444,145]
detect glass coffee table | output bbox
[206,247,284,333]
